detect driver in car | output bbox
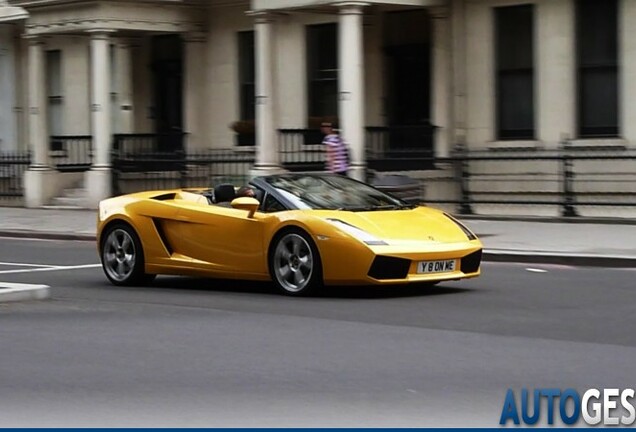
[236,186,256,199]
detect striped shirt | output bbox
[323,133,348,174]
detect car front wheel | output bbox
[101,223,155,286]
[269,229,322,296]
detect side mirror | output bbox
[231,197,259,218]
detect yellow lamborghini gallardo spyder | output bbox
[97,173,482,296]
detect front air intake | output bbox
[368,256,411,280]
[461,249,482,274]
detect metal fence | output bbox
[113,132,186,155]
[5,131,635,218]
[49,136,92,172]
[112,149,255,195]
[431,142,636,217]
[366,125,436,171]
[112,138,636,218]
[279,125,437,172]
[278,129,326,171]
[0,152,30,198]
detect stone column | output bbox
[337,2,368,181]
[621,0,636,144]
[23,35,56,208]
[183,32,206,151]
[85,29,114,208]
[0,24,17,152]
[431,7,451,159]
[537,0,575,147]
[250,12,283,177]
[26,35,47,167]
[116,38,136,134]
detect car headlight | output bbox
[444,213,478,240]
[325,218,388,245]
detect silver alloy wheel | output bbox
[103,228,137,283]
[273,233,314,293]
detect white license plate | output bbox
[417,259,457,274]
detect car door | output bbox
[165,202,268,276]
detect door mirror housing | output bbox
[231,197,259,218]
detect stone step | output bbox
[61,188,87,198]
[49,196,86,207]
[41,205,85,210]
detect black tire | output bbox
[100,223,156,286]
[268,228,323,296]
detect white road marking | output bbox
[0,236,88,243]
[0,282,50,302]
[0,282,50,290]
[0,264,101,275]
[0,261,59,268]
[526,268,548,273]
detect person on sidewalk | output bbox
[321,122,349,176]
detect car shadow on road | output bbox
[150,276,473,299]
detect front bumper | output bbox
[319,238,483,286]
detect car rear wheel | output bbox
[269,229,322,296]
[101,223,155,286]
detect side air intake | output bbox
[152,218,173,255]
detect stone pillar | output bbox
[537,0,575,147]
[431,7,451,159]
[0,24,17,152]
[621,0,636,144]
[250,12,283,177]
[23,35,56,208]
[26,35,47,167]
[116,38,135,134]
[85,29,114,208]
[183,32,206,151]
[337,2,368,181]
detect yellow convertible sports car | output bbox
[97,173,482,296]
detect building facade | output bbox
[0,0,634,213]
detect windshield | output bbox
[263,174,415,211]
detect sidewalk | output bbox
[1,207,635,267]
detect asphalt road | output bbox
[1,237,635,427]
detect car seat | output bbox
[214,183,236,205]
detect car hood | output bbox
[310,207,473,244]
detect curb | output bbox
[1,230,634,268]
[0,230,95,242]
[0,283,50,303]
[459,215,636,226]
[483,250,636,268]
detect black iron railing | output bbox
[0,152,30,198]
[113,132,186,156]
[278,129,326,171]
[278,125,437,172]
[366,125,436,171]
[112,149,255,195]
[49,135,92,172]
[436,142,636,216]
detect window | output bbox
[495,5,535,140]
[576,0,619,138]
[262,193,286,213]
[238,31,255,121]
[307,23,338,120]
[46,50,63,139]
